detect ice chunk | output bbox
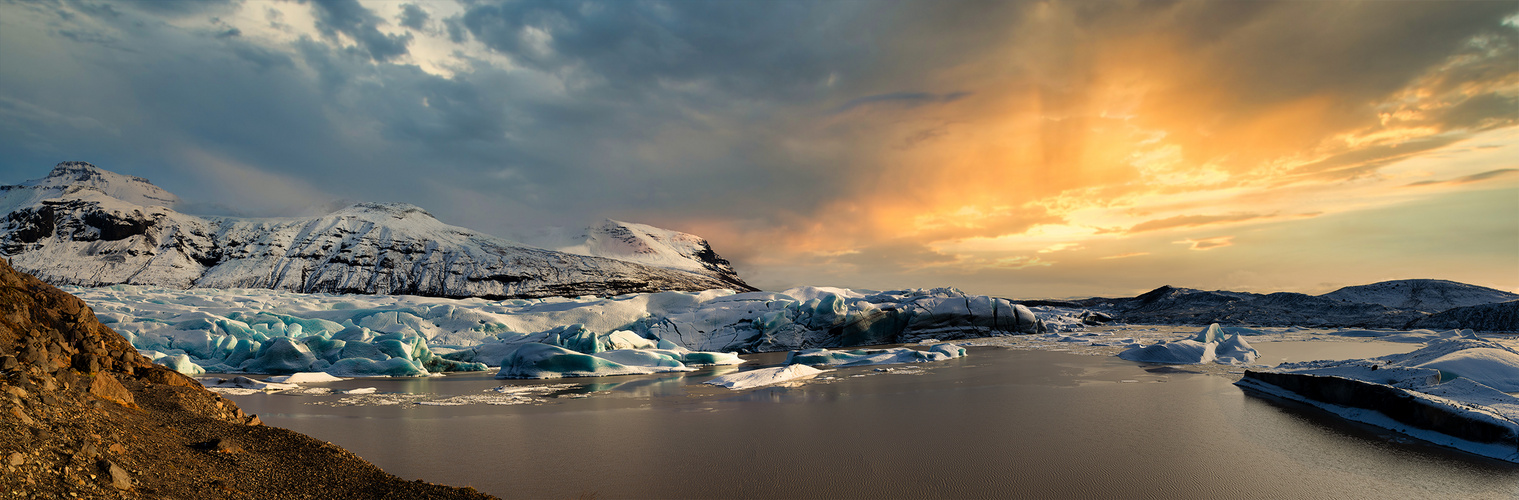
[604,330,658,350]
[325,357,430,377]
[200,376,298,391]
[704,365,828,390]
[266,372,346,384]
[240,337,317,374]
[592,349,690,370]
[158,353,206,376]
[496,343,689,379]
[1118,323,1258,365]
[786,344,966,367]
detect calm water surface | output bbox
[226,343,1518,499]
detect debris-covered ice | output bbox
[1236,334,1519,463]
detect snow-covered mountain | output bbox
[0,161,179,212]
[1319,279,1519,313]
[553,219,750,291]
[0,162,755,299]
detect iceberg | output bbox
[496,343,695,379]
[1236,335,1519,463]
[704,365,828,390]
[266,372,346,384]
[1117,323,1258,365]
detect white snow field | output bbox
[70,283,1041,377]
[1236,333,1519,463]
[1116,323,1260,365]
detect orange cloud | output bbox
[1174,236,1235,251]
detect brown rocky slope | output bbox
[0,258,497,499]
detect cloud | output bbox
[1405,168,1519,187]
[1174,236,1235,251]
[1127,213,1270,233]
[309,0,412,62]
[1099,252,1149,260]
[397,3,430,32]
[0,0,1514,298]
[833,91,970,113]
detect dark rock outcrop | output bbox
[0,257,496,499]
[1406,300,1519,332]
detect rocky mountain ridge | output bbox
[1020,281,1519,331]
[0,162,755,299]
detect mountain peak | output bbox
[332,202,436,220]
[3,161,181,210]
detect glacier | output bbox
[67,282,1040,377]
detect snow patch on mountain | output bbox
[1320,279,1519,313]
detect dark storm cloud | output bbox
[833,91,971,113]
[397,3,430,32]
[112,0,238,16]
[458,0,883,100]
[309,0,412,62]
[442,14,469,43]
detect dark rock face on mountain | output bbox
[1407,300,1519,332]
[0,163,754,299]
[1321,279,1519,313]
[0,258,495,498]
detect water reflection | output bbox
[224,342,1516,499]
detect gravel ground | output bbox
[0,258,497,499]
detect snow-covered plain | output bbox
[70,283,1041,377]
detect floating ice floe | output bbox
[786,344,967,367]
[494,339,745,379]
[704,365,828,390]
[1117,323,1259,365]
[1236,334,1519,463]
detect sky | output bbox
[0,0,1515,298]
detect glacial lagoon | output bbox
[223,342,1518,499]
